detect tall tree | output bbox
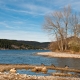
[43,5,80,51]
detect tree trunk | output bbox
[60,39,64,51]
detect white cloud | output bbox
[12,21,24,24]
[0,20,42,32]
[0,0,53,16]
[0,30,50,42]
[20,3,53,13]
[0,22,14,29]
[1,0,80,16]
[2,5,52,15]
[0,0,80,42]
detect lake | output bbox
[0,50,80,75]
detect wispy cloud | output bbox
[1,0,80,16]
[0,30,50,42]
[0,0,53,16]
[20,3,53,14]
[0,20,42,32]
[0,21,14,29]
[0,21,26,29]
[3,5,53,15]
[0,0,80,42]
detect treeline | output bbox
[0,39,50,50]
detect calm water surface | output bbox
[0,50,80,75]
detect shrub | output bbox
[68,41,80,52]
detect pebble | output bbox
[0,72,80,80]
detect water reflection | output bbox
[54,58,80,69]
[17,69,55,76]
[0,50,80,70]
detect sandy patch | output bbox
[37,52,80,58]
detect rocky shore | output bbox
[0,64,80,80]
[0,72,80,80]
[37,52,80,58]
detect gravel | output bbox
[0,72,80,80]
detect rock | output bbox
[41,67,47,72]
[10,68,16,73]
[65,65,69,69]
[31,67,42,72]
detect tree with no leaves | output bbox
[43,5,80,52]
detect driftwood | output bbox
[0,64,80,73]
[52,73,73,77]
[31,66,47,73]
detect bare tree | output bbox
[44,6,71,51]
[61,6,71,50]
[70,13,80,40]
[43,5,80,52]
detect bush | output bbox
[68,41,80,52]
[48,42,59,52]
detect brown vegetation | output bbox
[48,36,80,53]
[43,5,80,52]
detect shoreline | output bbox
[0,64,80,80]
[37,52,80,58]
[0,72,80,80]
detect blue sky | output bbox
[0,0,80,42]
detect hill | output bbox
[0,39,50,50]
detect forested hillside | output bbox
[0,39,50,50]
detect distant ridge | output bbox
[0,39,50,50]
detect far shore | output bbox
[37,52,80,58]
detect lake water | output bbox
[0,50,80,75]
